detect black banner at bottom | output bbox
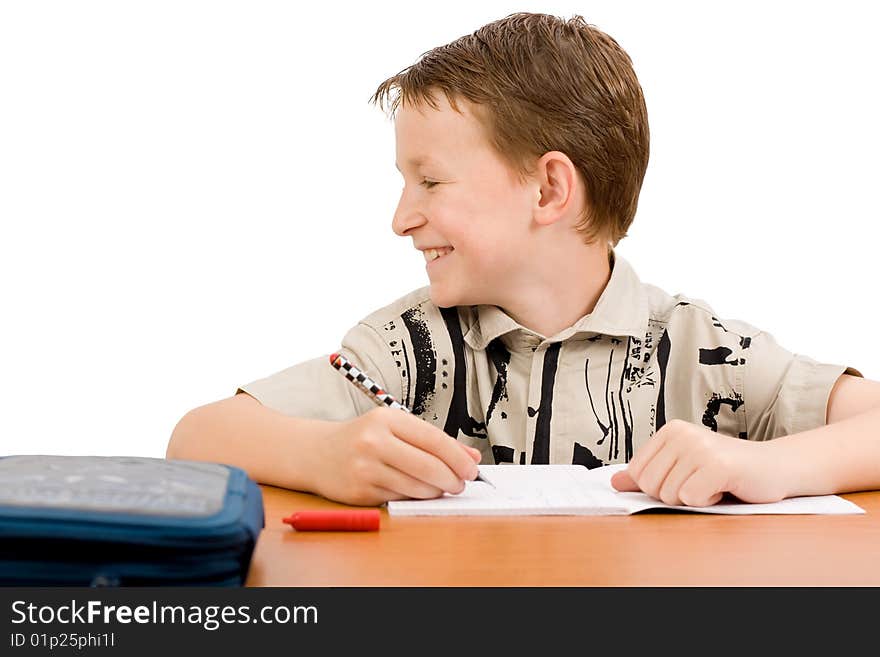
[0,587,873,654]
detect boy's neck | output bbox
[499,244,613,339]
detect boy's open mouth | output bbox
[424,247,454,263]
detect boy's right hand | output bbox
[308,406,483,506]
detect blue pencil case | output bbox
[0,455,264,586]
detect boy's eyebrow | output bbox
[395,156,439,171]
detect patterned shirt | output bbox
[237,250,862,468]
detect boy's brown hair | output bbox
[370,12,650,250]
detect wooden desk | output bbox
[246,485,880,586]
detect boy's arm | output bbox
[825,373,880,424]
[610,374,880,505]
[770,373,880,496]
[166,392,333,494]
[166,393,481,505]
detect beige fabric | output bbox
[238,251,862,467]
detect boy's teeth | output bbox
[425,247,453,262]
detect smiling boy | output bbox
[167,12,880,507]
[392,92,613,340]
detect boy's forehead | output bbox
[394,93,488,168]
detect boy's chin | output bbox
[429,282,490,308]
[428,283,466,308]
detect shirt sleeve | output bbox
[234,322,403,421]
[744,330,863,441]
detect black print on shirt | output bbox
[698,324,751,435]
[655,328,671,432]
[492,444,515,464]
[702,391,744,432]
[617,337,637,462]
[699,346,745,366]
[653,302,691,435]
[584,351,612,448]
[485,337,511,424]
[530,342,562,464]
[573,442,604,469]
[400,306,436,415]
[582,336,637,464]
[440,307,487,440]
[389,339,413,410]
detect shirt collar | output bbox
[464,250,648,351]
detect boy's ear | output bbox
[532,150,582,227]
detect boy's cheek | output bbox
[466,242,501,268]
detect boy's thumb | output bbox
[465,445,482,463]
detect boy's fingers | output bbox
[466,446,482,462]
[610,470,640,492]
[626,431,666,481]
[379,434,466,495]
[386,410,479,481]
[374,461,447,500]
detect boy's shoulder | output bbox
[642,281,764,339]
[612,253,767,342]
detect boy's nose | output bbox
[392,193,427,236]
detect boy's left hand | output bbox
[610,419,787,506]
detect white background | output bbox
[1,1,877,457]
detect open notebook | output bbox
[387,463,865,516]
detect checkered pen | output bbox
[329,351,410,412]
[328,352,494,487]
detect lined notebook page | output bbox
[389,464,632,516]
[389,465,631,517]
[387,464,865,516]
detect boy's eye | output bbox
[421,179,439,189]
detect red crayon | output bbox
[283,509,381,532]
